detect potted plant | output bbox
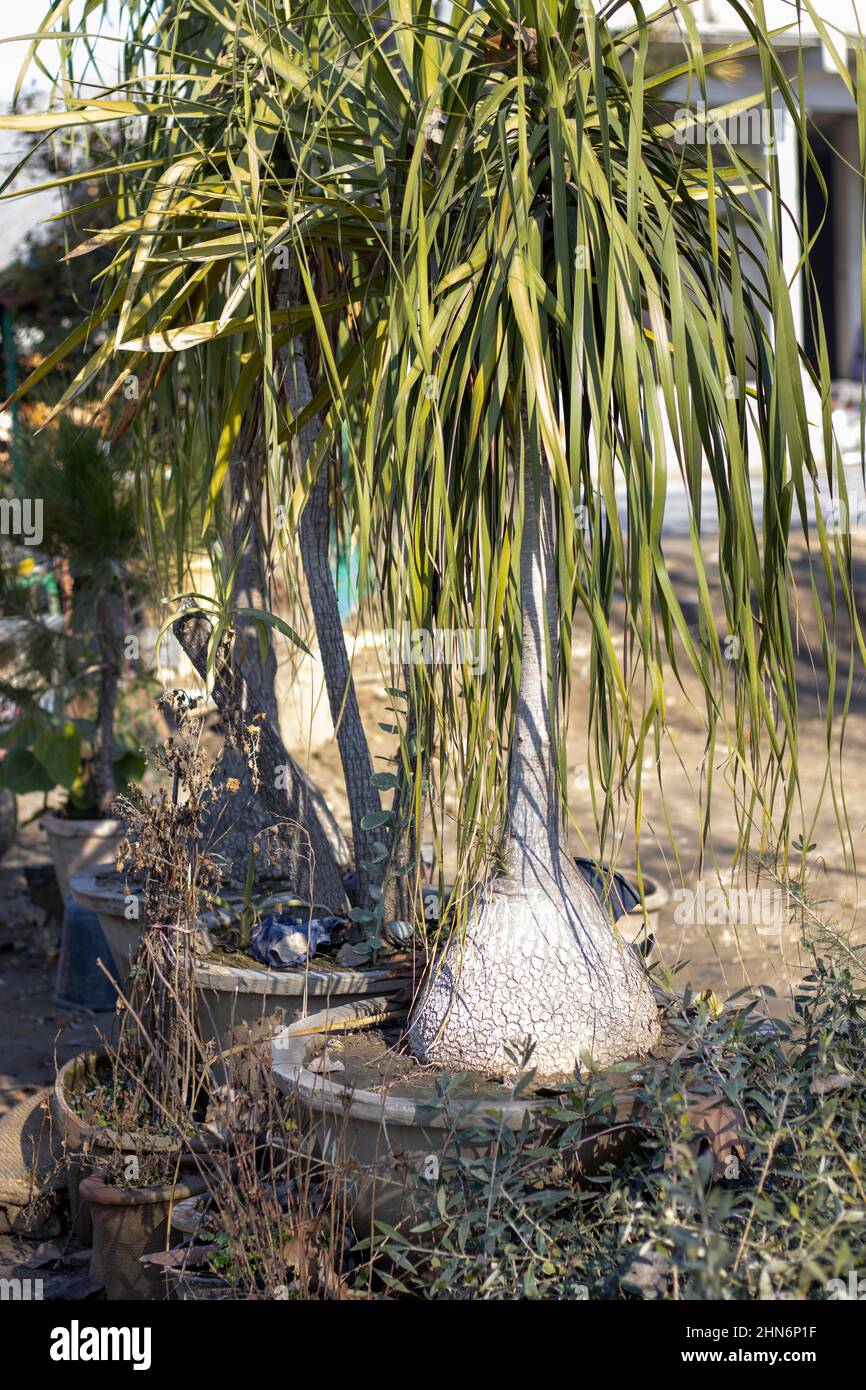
[0,420,148,897]
[147,1035,357,1301]
[245,0,850,1219]
[73,690,415,1052]
[58,692,237,1298]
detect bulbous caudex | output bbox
[409,407,659,1078]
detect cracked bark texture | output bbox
[173,606,348,914]
[215,409,350,882]
[409,414,659,1077]
[278,273,381,904]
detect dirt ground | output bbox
[299,533,866,1009]
[2,535,866,1125]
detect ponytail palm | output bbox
[3,1,860,1072]
[330,1,858,1072]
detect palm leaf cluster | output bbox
[3,0,862,902]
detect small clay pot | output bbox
[79,1169,209,1301]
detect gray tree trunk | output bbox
[173,606,349,913]
[213,407,350,882]
[92,580,124,814]
[409,409,660,1077]
[277,278,382,904]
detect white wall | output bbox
[612,1,865,37]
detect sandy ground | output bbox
[295,533,866,1008]
[2,536,866,1123]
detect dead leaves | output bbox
[482,24,539,69]
[809,1072,857,1098]
[668,1092,749,1182]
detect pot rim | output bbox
[41,814,125,838]
[53,1049,213,1154]
[195,958,411,997]
[272,1000,560,1131]
[79,1170,208,1206]
[272,1001,652,1132]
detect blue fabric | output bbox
[250,912,344,968]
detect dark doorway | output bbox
[803,120,837,377]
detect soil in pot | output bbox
[54,1051,214,1242]
[80,1169,209,1300]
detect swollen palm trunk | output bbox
[409,425,659,1078]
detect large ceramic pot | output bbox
[69,869,413,1056]
[271,998,653,1237]
[196,956,413,1059]
[42,814,125,902]
[52,1051,210,1238]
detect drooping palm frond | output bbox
[3,0,863,908]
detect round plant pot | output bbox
[573,858,668,938]
[53,1051,210,1239]
[80,1170,209,1300]
[196,956,413,1060]
[42,815,125,903]
[68,867,144,981]
[271,999,653,1238]
[69,869,411,1054]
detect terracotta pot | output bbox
[52,1051,211,1240]
[80,1170,208,1300]
[41,814,125,902]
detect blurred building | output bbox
[614,1,865,382]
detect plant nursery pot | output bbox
[573,858,668,937]
[41,814,125,903]
[79,1170,209,1300]
[54,896,121,1011]
[196,955,413,1061]
[271,998,654,1239]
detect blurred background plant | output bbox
[0,417,151,817]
